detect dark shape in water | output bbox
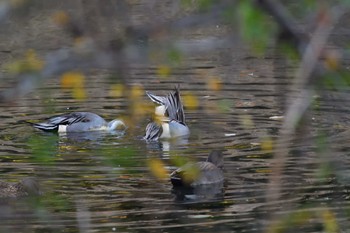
[0,177,41,199]
[170,150,224,187]
[170,150,224,203]
[172,180,224,203]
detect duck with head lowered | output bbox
[144,87,190,140]
[32,112,126,133]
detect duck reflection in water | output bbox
[145,136,189,152]
[62,129,126,142]
[170,150,225,203]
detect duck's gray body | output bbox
[33,112,125,133]
[144,87,190,140]
[0,177,41,199]
[170,150,224,187]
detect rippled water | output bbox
[1,49,349,232]
[1,2,350,232]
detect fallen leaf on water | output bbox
[157,65,171,77]
[147,158,168,180]
[183,92,199,110]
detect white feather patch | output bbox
[58,125,67,133]
[160,123,171,138]
[155,105,166,116]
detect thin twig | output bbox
[266,5,345,203]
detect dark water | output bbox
[1,52,349,233]
[1,2,350,233]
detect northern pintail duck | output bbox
[170,150,224,187]
[144,87,190,140]
[32,112,126,133]
[0,177,41,199]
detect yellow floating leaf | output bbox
[52,11,69,26]
[324,50,340,71]
[255,168,272,173]
[60,71,86,100]
[25,49,44,71]
[157,65,171,78]
[6,61,23,73]
[130,85,144,99]
[72,87,86,100]
[182,92,199,110]
[6,49,44,73]
[60,71,85,89]
[207,77,223,91]
[178,163,201,185]
[239,114,254,129]
[322,209,338,233]
[170,155,190,167]
[147,158,168,180]
[109,83,125,98]
[132,102,151,116]
[261,137,273,152]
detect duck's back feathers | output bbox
[207,150,224,169]
[170,151,224,187]
[144,122,163,140]
[33,112,106,132]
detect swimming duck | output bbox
[144,87,190,140]
[32,112,126,133]
[170,150,224,187]
[0,177,41,199]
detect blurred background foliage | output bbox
[1,0,350,232]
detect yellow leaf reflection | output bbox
[182,92,199,110]
[157,65,171,77]
[52,11,69,26]
[6,49,44,73]
[147,158,168,180]
[322,209,338,233]
[239,114,254,129]
[180,163,201,185]
[261,137,273,152]
[324,50,340,71]
[207,77,223,91]
[60,71,86,100]
[130,85,144,99]
[61,71,85,88]
[109,83,125,98]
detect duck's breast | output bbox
[168,121,190,138]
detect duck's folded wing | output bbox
[144,122,163,140]
[33,113,87,131]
